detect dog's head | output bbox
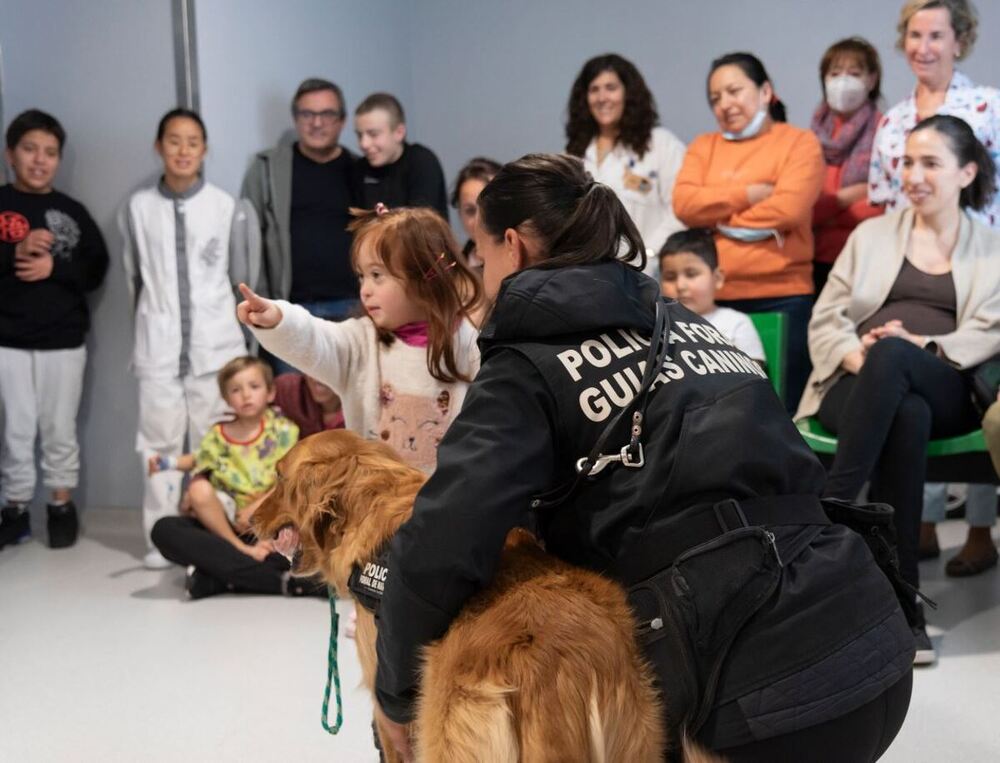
[253,430,426,590]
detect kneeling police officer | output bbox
[374,153,914,762]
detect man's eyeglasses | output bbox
[294,109,343,123]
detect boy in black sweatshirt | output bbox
[0,110,109,550]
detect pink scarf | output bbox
[394,321,430,347]
[810,100,879,187]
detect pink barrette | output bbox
[424,252,457,281]
[374,202,389,216]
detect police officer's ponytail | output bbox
[477,153,647,271]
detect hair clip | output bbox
[374,202,389,216]
[423,252,457,281]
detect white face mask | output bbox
[825,75,869,114]
[722,104,768,141]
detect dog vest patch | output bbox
[348,546,391,613]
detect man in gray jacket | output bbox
[240,78,357,325]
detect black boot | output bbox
[47,502,79,549]
[185,565,232,600]
[0,504,31,550]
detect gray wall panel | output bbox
[195,0,414,197]
[0,0,176,510]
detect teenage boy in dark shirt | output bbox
[0,109,109,550]
[353,93,449,220]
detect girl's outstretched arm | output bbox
[236,283,283,328]
[240,283,368,398]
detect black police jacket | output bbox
[375,262,912,746]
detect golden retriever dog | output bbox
[254,430,721,763]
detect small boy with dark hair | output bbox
[353,92,449,219]
[659,228,765,362]
[0,109,109,550]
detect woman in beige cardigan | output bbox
[797,115,1000,665]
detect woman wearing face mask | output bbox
[799,116,1000,665]
[811,38,885,295]
[566,53,686,276]
[674,52,824,411]
[870,0,1000,579]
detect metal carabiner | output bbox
[576,443,645,477]
[576,451,622,477]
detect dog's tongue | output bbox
[274,525,300,560]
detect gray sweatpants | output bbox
[0,345,87,503]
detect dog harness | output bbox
[348,546,392,614]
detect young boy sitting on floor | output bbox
[149,356,298,562]
[659,228,765,363]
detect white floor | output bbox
[1,509,998,762]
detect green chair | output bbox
[749,311,786,403]
[795,401,996,484]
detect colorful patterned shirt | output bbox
[869,71,1000,228]
[194,407,299,507]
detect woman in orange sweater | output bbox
[810,37,885,295]
[674,52,824,410]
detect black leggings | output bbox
[716,670,912,762]
[817,338,979,586]
[151,515,289,594]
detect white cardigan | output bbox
[251,302,480,440]
[796,208,1000,419]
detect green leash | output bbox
[321,588,344,734]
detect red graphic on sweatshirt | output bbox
[0,211,30,243]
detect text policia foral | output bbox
[556,321,768,422]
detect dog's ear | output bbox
[292,453,359,572]
[306,499,345,551]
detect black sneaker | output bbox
[185,565,232,600]
[0,504,31,550]
[47,502,79,549]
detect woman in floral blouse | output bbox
[870,0,1000,226]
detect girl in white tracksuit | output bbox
[121,108,257,567]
